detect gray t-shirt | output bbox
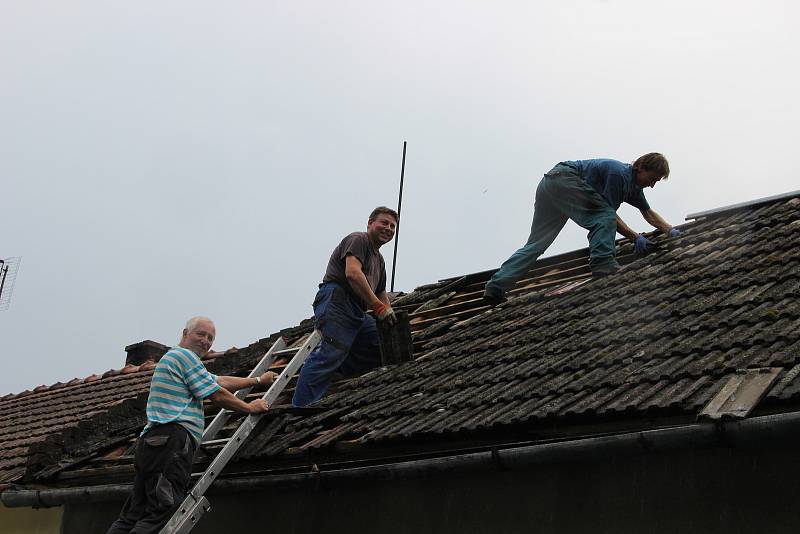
[322,232,387,308]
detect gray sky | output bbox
[2,0,798,394]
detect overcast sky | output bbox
[1,0,798,394]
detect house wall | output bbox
[0,503,63,534]
[65,443,800,534]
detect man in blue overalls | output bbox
[484,153,680,305]
[293,207,399,407]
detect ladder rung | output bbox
[272,347,301,357]
[201,438,231,447]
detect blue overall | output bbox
[292,283,381,407]
[485,163,618,296]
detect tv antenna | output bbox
[0,257,21,311]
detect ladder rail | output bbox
[201,337,288,443]
[160,329,322,534]
[191,329,321,495]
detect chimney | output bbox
[125,340,170,366]
[377,310,414,366]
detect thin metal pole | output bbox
[0,265,7,300]
[390,141,406,292]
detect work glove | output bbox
[634,234,656,254]
[668,227,682,238]
[372,302,398,325]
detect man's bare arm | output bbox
[615,214,639,241]
[345,256,396,324]
[641,208,674,234]
[208,387,269,414]
[216,372,277,393]
[345,255,382,308]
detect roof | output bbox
[249,193,800,457]
[0,364,152,484]
[0,322,314,485]
[2,191,800,488]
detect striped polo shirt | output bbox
[142,346,220,443]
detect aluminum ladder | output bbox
[159,329,322,534]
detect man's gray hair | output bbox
[181,316,213,342]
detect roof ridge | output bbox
[0,336,289,402]
[0,360,158,403]
[686,189,800,220]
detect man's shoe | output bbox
[591,264,620,277]
[482,290,507,306]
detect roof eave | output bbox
[5,410,800,508]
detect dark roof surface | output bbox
[248,195,800,457]
[2,192,799,487]
[0,367,152,484]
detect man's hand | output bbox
[668,227,682,238]
[372,302,398,325]
[634,234,656,254]
[248,399,269,414]
[257,371,279,387]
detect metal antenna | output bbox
[0,257,21,311]
[390,142,406,293]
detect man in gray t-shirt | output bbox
[322,231,387,310]
[292,206,399,407]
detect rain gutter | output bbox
[4,411,800,508]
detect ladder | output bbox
[159,329,322,534]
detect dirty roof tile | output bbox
[5,192,800,484]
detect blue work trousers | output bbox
[485,164,618,295]
[292,283,381,407]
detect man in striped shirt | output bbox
[107,317,275,534]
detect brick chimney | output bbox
[125,340,170,366]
